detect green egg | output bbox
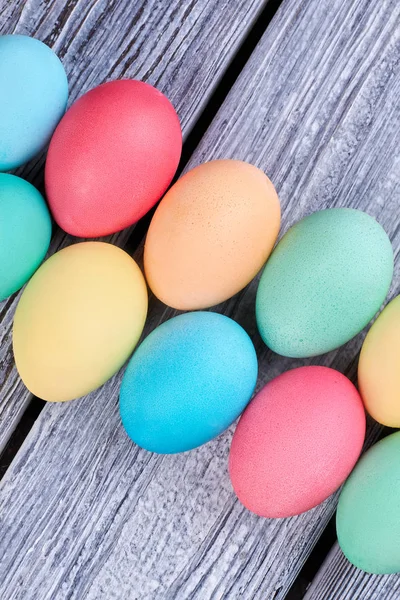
[0,173,51,301]
[337,431,400,574]
[256,208,393,358]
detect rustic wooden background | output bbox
[0,0,399,598]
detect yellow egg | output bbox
[358,296,400,426]
[144,160,280,310]
[13,242,148,402]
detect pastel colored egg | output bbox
[45,80,182,237]
[0,35,68,171]
[229,366,365,518]
[256,208,393,358]
[337,431,400,574]
[358,296,400,426]
[0,174,51,301]
[144,160,281,310]
[119,311,258,454]
[13,242,147,402]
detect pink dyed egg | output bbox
[229,366,365,518]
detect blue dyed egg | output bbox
[120,312,258,453]
[0,173,51,301]
[0,35,68,171]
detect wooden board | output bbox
[304,543,400,600]
[0,0,268,451]
[0,0,400,598]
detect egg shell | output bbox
[229,366,365,518]
[45,80,182,237]
[337,431,400,574]
[358,296,400,426]
[256,208,393,358]
[13,242,148,402]
[144,160,281,310]
[0,35,68,171]
[0,174,51,301]
[119,311,258,454]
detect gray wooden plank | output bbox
[0,0,400,598]
[304,543,400,600]
[0,0,268,450]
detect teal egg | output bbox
[337,431,400,574]
[119,311,258,454]
[0,35,68,171]
[0,174,52,301]
[256,208,393,358]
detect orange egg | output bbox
[144,160,280,310]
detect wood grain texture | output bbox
[304,543,400,600]
[0,0,267,450]
[1,0,400,598]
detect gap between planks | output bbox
[304,540,400,600]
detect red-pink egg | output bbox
[229,366,365,518]
[45,80,182,238]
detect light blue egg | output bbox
[0,173,52,301]
[0,35,68,171]
[120,311,258,454]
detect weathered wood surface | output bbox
[1,0,400,598]
[0,0,267,451]
[304,543,400,600]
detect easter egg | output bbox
[256,208,393,358]
[358,296,400,426]
[144,160,280,310]
[45,80,182,237]
[0,35,68,171]
[337,431,400,574]
[13,242,147,402]
[0,174,51,301]
[229,366,365,518]
[120,311,258,453]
